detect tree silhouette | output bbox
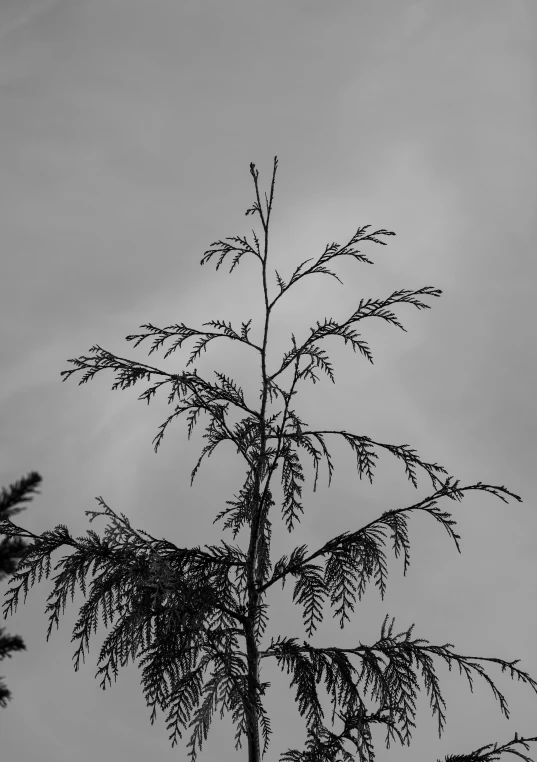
[0,470,42,708]
[0,158,535,761]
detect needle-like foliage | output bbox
[1,158,535,761]
[0,470,42,707]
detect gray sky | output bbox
[1,1,536,760]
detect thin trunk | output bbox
[244,163,275,761]
[244,458,266,762]
[245,615,261,762]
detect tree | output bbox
[0,470,42,708]
[0,157,535,762]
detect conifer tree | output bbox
[1,158,535,761]
[0,470,42,707]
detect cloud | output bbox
[0,0,62,44]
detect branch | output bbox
[440,732,537,762]
[125,319,262,363]
[258,479,521,637]
[268,224,397,318]
[268,285,442,383]
[0,471,42,519]
[268,616,537,762]
[0,500,249,628]
[60,346,264,462]
[266,425,451,494]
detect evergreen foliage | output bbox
[0,470,42,707]
[1,159,535,761]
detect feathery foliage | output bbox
[1,158,535,761]
[0,470,42,707]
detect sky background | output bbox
[1,1,536,760]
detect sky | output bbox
[0,0,536,760]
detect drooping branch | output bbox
[259,477,521,599]
[267,615,537,762]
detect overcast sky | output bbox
[1,1,536,760]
